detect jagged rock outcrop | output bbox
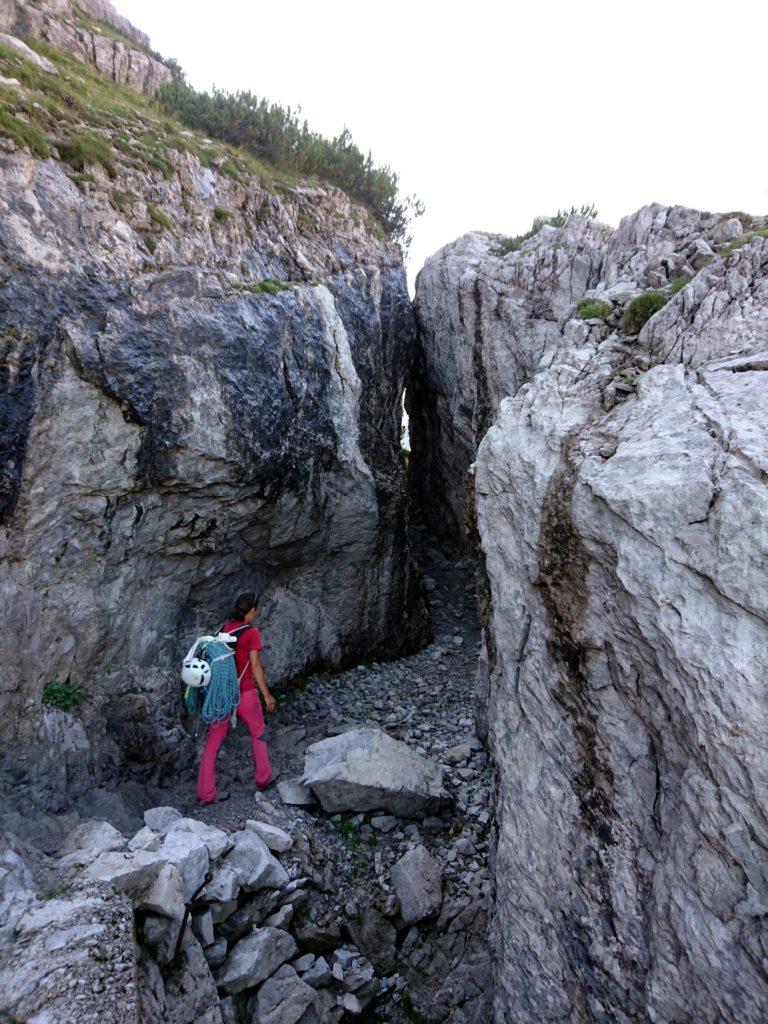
[0,56,428,805]
[412,207,768,1022]
[0,0,172,93]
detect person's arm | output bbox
[249,648,276,713]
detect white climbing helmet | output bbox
[181,657,211,689]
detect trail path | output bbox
[158,535,494,1020]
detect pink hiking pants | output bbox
[196,688,271,803]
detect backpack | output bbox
[181,625,249,725]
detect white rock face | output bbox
[413,207,768,1022]
[302,727,450,815]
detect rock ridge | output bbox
[411,204,768,1023]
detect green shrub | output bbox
[156,80,423,249]
[720,229,768,257]
[621,290,668,333]
[574,298,612,321]
[68,171,95,185]
[212,206,230,222]
[57,131,115,176]
[42,680,81,709]
[669,274,692,295]
[141,231,157,253]
[147,203,172,230]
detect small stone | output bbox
[277,778,316,807]
[302,954,332,988]
[342,993,363,1015]
[444,743,471,766]
[370,815,398,833]
[291,953,316,973]
[245,820,293,852]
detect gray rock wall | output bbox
[0,145,428,801]
[412,207,768,1022]
[0,0,171,93]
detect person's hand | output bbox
[264,692,276,714]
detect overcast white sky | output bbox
[119,0,767,289]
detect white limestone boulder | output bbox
[216,926,296,993]
[222,829,288,892]
[302,727,449,815]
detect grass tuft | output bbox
[621,290,667,333]
[669,274,692,295]
[42,680,81,709]
[720,229,768,257]
[147,202,172,229]
[57,130,116,176]
[574,298,612,321]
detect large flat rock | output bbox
[302,727,450,816]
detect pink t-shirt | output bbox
[223,620,263,693]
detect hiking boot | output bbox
[256,770,280,790]
[199,790,230,805]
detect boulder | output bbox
[144,806,183,832]
[158,829,209,899]
[0,880,137,1022]
[169,817,233,860]
[224,829,288,891]
[206,865,240,903]
[255,964,316,1024]
[139,862,185,919]
[302,728,449,815]
[216,926,296,994]
[390,845,443,925]
[443,743,471,766]
[245,819,293,852]
[58,820,126,866]
[85,849,166,896]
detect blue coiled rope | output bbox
[184,639,240,725]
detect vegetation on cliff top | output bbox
[156,81,423,250]
[0,13,422,250]
[492,204,599,255]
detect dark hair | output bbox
[231,591,258,620]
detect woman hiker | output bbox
[196,591,277,804]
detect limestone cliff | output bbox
[0,31,428,807]
[0,0,172,93]
[412,207,768,1022]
